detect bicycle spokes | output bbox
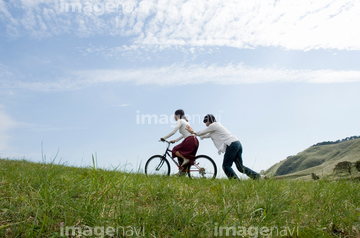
[155,159,165,171]
[145,155,170,176]
[187,155,217,179]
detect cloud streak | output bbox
[1,0,360,50]
[68,65,360,85]
[2,64,360,91]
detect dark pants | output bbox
[223,141,260,180]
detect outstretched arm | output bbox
[174,134,185,143]
[187,124,215,136]
[161,121,181,141]
[199,133,211,140]
[187,125,211,139]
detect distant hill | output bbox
[265,136,360,179]
[311,135,360,147]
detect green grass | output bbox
[1,158,360,237]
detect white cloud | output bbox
[2,64,360,91]
[72,65,360,85]
[0,0,10,18]
[1,0,360,50]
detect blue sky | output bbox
[1,0,360,177]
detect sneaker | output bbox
[174,171,186,177]
[181,158,190,167]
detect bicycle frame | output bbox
[161,140,206,173]
[161,140,181,169]
[145,140,217,178]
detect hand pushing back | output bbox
[186,125,194,134]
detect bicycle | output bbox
[145,140,217,179]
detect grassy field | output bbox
[1,158,360,237]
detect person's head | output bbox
[174,109,188,122]
[203,114,216,127]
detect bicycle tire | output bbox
[187,155,217,179]
[145,155,171,176]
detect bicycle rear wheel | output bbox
[145,155,170,176]
[187,155,217,179]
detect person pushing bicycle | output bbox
[187,114,261,180]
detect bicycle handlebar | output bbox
[159,139,171,144]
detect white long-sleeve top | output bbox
[162,119,193,142]
[195,122,238,154]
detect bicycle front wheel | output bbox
[188,155,217,179]
[145,155,170,176]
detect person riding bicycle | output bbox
[186,114,261,180]
[160,109,199,176]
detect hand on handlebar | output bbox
[160,138,175,144]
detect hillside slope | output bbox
[265,137,360,179]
